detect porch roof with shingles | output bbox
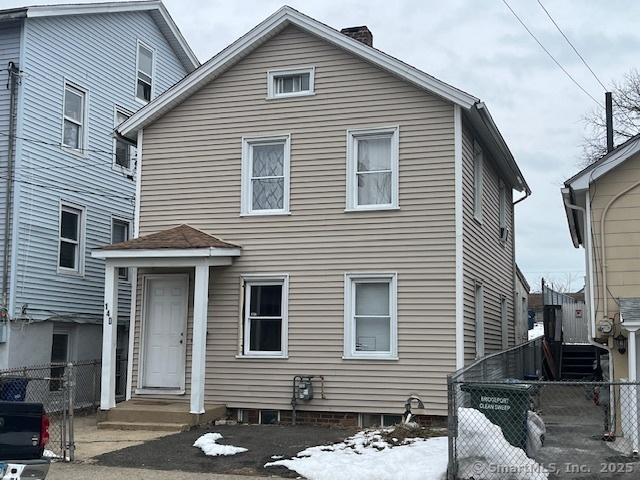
[98,224,240,250]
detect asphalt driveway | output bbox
[94,424,355,477]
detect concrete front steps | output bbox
[97,399,226,432]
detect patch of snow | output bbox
[527,410,546,457]
[457,407,548,480]
[193,432,248,456]
[270,455,284,460]
[43,449,61,459]
[528,322,544,340]
[265,429,448,480]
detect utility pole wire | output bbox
[535,0,607,91]
[500,0,603,108]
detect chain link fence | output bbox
[0,360,107,461]
[447,340,640,479]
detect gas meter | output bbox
[296,377,314,401]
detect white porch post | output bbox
[624,328,639,453]
[100,260,118,410]
[190,261,210,414]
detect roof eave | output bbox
[561,186,582,248]
[25,1,199,72]
[467,103,530,194]
[119,5,480,140]
[92,246,241,259]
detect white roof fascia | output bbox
[568,136,640,191]
[26,1,199,71]
[92,247,241,259]
[119,5,478,139]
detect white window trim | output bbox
[111,215,132,282]
[61,80,88,156]
[113,106,135,175]
[343,272,398,360]
[240,134,291,216]
[240,273,289,358]
[474,282,485,358]
[345,126,400,212]
[135,39,156,105]
[473,140,484,223]
[57,201,86,276]
[266,66,315,99]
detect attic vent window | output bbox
[267,67,315,99]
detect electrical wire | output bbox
[0,129,128,157]
[0,174,135,202]
[500,0,603,108]
[536,0,638,133]
[536,0,607,90]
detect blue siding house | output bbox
[0,1,198,371]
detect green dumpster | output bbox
[461,383,532,450]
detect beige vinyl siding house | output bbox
[461,124,516,363]
[94,7,529,424]
[563,141,640,385]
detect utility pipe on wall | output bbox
[2,62,19,312]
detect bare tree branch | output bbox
[581,69,640,166]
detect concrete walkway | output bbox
[47,463,270,480]
[72,414,174,461]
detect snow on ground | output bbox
[193,433,248,456]
[457,407,548,480]
[528,322,544,340]
[265,429,448,480]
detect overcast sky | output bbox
[5,0,639,291]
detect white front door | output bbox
[142,275,188,389]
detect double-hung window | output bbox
[112,218,130,280]
[58,204,84,274]
[267,67,315,98]
[344,273,397,359]
[241,135,290,215]
[63,83,86,151]
[473,140,484,221]
[346,126,399,210]
[242,275,288,357]
[114,109,133,172]
[136,42,154,102]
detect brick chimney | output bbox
[340,26,373,47]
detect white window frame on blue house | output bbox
[110,215,132,281]
[61,80,88,156]
[57,201,86,276]
[113,106,135,175]
[135,40,156,104]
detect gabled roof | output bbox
[118,5,529,194]
[562,133,640,247]
[564,133,640,191]
[97,224,239,251]
[0,1,199,72]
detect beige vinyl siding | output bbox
[461,121,515,363]
[589,152,640,334]
[135,25,457,415]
